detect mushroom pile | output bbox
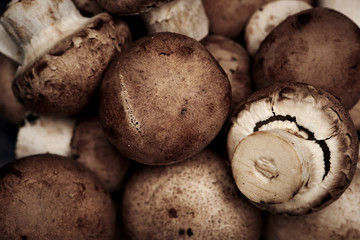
[0,0,360,239]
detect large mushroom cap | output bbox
[99,32,231,165]
[227,82,358,215]
[0,154,116,239]
[252,7,360,109]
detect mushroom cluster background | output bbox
[0,0,360,239]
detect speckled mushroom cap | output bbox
[252,7,360,109]
[201,34,254,111]
[227,82,358,215]
[95,0,173,15]
[0,154,116,239]
[122,149,263,240]
[12,14,131,116]
[99,32,231,165]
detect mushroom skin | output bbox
[72,0,104,16]
[122,149,263,240]
[0,154,116,240]
[0,54,25,126]
[2,0,132,117]
[95,0,173,15]
[99,32,231,165]
[71,116,132,192]
[227,82,358,215]
[201,35,254,111]
[252,7,360,109]
[263,162,360,240]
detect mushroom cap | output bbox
[201,35,254,111]
[99,32,231,165]
[0,54,25,126]
[227,82,358,214]
[72,0,104,16]
[263,163,360,240]
[95,0,173,15]
[12,13,132,117]
[71,116,132,192]
[252,7,360,109]
[202,0,264,38]
[0,154,116,239]
[122,149,263,240]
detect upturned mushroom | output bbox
[122,149,263,239]
[1,0,131,116]
[201,35,254,111]
[0,153,117,239]
[263,161,360,240]
[227,82,358,215]
[252,7,360,109]
[99,32,231,165]
[245,0,312,56]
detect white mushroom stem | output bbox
[15,114,76,159]
[317,0,360,27]
[0,23,23,64]
[141,0,209,41]
[232,129,310,204]
[0,0,94,70]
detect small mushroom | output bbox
[1,0,131,116]
[0,53,26,126]
[245,0,312,56]
[122,149,263,239]
[99,32,231,165]
[71,116,132,192]
[0,154,117,239]
[227,82,358,215]
[317,0,360,27]
[95,0,172,15]
[201,35,254,111]
[141,0,209,41]
[252,7,360,109]
[263,161,360,240]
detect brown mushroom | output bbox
[122,148,263,239]
[0,154,116,239]
[227,82,358,215]
[95,0,172,15]
[252,7,360,109]
[99,32,231,165]
[1,0,132,116]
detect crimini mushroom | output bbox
[71,116,132,192]
[0,154,117,239]
[227,82,358,215]
[72,0,104,16]
[252,7,360,109]
[317,0,360,27]
[1,0,131,116]
[263,161,360,240]
[99,32,231,165]
[0,53,25,126]
[122,149,263,240]
[245,0,312,56]
[201,35,253,111]
[95,0,172,15]
[141,0,209,41]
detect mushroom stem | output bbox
[0,0,92,70]
[141,0,209,41]
[0,23,23,64]
[232,129,310,204]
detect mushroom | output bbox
[71,116,132,192]
[99,32,231,165]
[245,0,312,56]
[317,0,360,27]
[263,161,360,240]
[122,148,263,239]
[0,53,26,126]
[349,99,360,131]
[72,0,104,16]
[15,113,76,159]
[95,0,172,15]
[201,0,264,39]
[227,82,358,215]
[1,0,131,116]
[141,0,209,41]
[0,153,117,239]
[201,35,254,111]
[252,7,360,109]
